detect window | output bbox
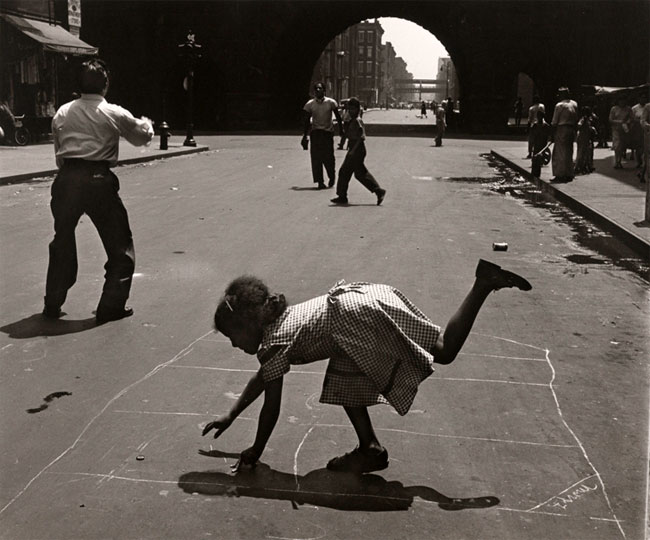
[357,61,364,73]
[367,46,373,58]
[366,61,372,74]
[367,30,374,43]
[358,30,365,42]
[358,46,364,57]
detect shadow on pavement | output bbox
[0,313,96,338]
[592,156,645,190]
[290,186,328,191]
[180,454,499,512]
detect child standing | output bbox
[574,106,597,175]
[330,97,386,206]
[203,260,532,474]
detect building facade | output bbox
[0,0,97,132]
[310,19,414,108]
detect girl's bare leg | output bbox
[343,406,383,452]
[434,260,531,365]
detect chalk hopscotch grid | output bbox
[1,331,628,538]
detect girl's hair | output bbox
[214,275,287,335]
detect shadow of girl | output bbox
[179,458,499,512]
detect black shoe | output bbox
[96,306,134,325]
[330,196,348,204]
[375,188,386,206]
[475,259,532,291]
[317,183,326,190]
[326,446,389,474]
[328,179,335,188]
[42,305,62,319]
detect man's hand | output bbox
[300,135,309,150]
[202,415,233,439]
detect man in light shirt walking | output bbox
[301,82,343,189]
[44,59,154,325]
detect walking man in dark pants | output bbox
[43,58,154,324]
[301,82,343,189]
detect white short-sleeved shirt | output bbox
[53,94,154,168]
[257,281,440,415]
[552,99,578,127]
[303,97,339,132]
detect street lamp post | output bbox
[336,51,346,102]
[178,30,202,147]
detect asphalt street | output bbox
[0,134,648,539]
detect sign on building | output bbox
[68,0,81,36]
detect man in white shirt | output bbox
[44,59,154,324]
[301,82,343,189]
[551,87,578,182]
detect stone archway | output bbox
[81,0,649,134]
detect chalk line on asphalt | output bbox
[0,330,213,516]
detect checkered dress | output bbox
[257,281,440,415]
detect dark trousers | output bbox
[336,142,380,197]
[45,160,135,311]
[309,130,335,185]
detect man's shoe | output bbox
[330,196,348,204]
[475,259,532,291]
[42,305,62,319]
[317,183,326,190]
[96,306,134,325]
[328,179,335,188]
[375,188,386,206]
[326,446,389,474]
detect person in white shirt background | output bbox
[44,58,154,325]
[301,82,343,189]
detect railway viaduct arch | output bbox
[82,1,648,133]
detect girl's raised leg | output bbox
[433,259,531,365]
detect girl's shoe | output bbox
[475,259,532,291]
[326,446,388,473]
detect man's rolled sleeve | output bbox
[118,108,154,146]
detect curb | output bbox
[490,150,650,260]
[0,146,210,186]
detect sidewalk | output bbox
[491,142,650,259]
[0,139,209,185]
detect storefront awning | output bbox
[1,13,98,55]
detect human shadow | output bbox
[290,186,328,191]
[328,202,377,207]
[181,450,499,512]
[0,313,96,339]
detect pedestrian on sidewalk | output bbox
[640,99,650,185]
[630,94,647,170]
[530,110,552,178]
[550,87,578,182]
[43,58,154,324]
[514,97,523,127]
[301,82,343,189]
[203,260,532,473]
[435,102,446,147]
[526,95,545,158]
[420,100,428,118]
[330,97,386,206]
[609,96,632,169]
[574,106,597,175]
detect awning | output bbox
[1,13,98,55]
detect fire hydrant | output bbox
[158,121,171,150]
